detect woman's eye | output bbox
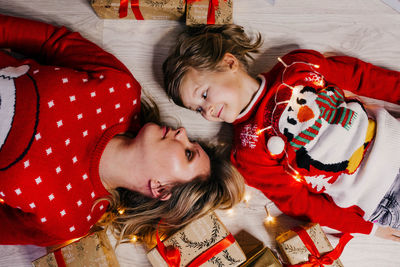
[185,149,193,160]
[202,90,207,99]
[196,107,203,113]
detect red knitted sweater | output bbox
[0,15,141,246]
[231,49,400,235]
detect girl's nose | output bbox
[204,103,214,118]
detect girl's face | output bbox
[134,123,210,199]
[179,54,249,123]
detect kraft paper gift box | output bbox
[91,0,185,20]
[276,223,348,267]
[32,230,119,267]
[186,0,233,25]
[147,212,246,267]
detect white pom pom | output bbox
[267,136,285,155]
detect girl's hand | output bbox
[375,226,400,242]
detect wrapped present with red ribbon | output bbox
[32,230,119,267]
[186,0,233,25]
[147,212,246,267]
[276,223,353,267]
[90,0,185,20]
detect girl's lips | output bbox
[217,106,224,118]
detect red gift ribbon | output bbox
[54,249,67,267]
[156,227,236,267]
[288,226,353,267]
[119,0,144,19]
[186,0,226,24]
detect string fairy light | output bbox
[256,126,272,135]
[264,204,274,223]
[243,191,251,205]
[257,56,327,183]
[118,208,125,215]
[226,208,235,216]
[130,235,138,243]
[0,198,4,204]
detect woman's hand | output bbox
[375,225,400,242]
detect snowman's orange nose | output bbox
[297,105,314,122]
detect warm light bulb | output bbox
[313,64,320,68]
[131,235,138,243]
[243,193,251,203]
[313,79,324,87]
[226,209,235,216]
[292,174,303,182]
[0,198,4,204]
[265,215,274,223]
[118,208,125,215]
[264,204,275,223]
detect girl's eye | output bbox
[185,149,193,160]
[202,90,207,99]
[196,107,203,113]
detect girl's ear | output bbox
[150,180,172,201]
[221,53,239,71]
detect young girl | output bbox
[163,24,400,241]
[0,15,245,247]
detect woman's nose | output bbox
[174,127,188,140]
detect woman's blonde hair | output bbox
[97,97,245,247]
[163,24,262,107]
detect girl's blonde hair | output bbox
[97,97,245,247]
[163,24,262,107]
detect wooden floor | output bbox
[1,0,400,266]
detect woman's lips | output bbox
[162,126,170,138]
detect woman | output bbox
[0,14,245,246]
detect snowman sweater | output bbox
[231,49,400,234]
[0,15,141,246]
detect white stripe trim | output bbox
[236,75,266,121]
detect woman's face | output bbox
[134,123,210,199]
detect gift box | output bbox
[147,212,246,266]
[90,0,185,20]
[276,223,352,267]
[241,247,283,267]
[186,0,233,25]
[32,230,119,267]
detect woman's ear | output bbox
[221,53,239,72]
[150,180,172,201]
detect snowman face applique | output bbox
[278,85,321,144]
[0,65,39,170]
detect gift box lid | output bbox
[32,230,120,267]
[276,223,344,267]
[147,212,246,267]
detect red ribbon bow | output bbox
[186,0,226,24]
[119,0,144,19]
[155,225,235,267]
[288,226,353,267]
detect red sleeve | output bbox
[0,204,65,246]
[0,14,132,75]
[231,154,374,234]
[282,49,400,104]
